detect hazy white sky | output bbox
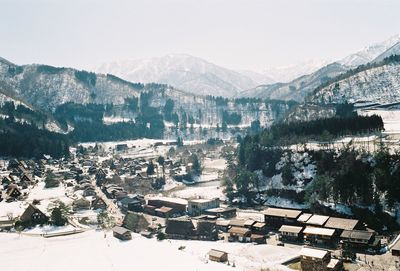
[1,0,399,71]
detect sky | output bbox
[1,0,400,71]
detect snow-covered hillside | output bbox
[310,63,400,105]
[239,63,348,102]
[94,54,274,98]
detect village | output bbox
[1,138,400,271]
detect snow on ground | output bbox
[0,200,28,218]
[203,158,227,170]
[23,224,77,235]
[103,116,132,124]
[0,231,298,271]
[263,196,309,210]
[359,109,400,133]
[172,184,225,200]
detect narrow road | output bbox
[91,179,124,225]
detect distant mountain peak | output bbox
[340,34,400,67]
[94,54,274,97]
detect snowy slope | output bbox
[262,59,331,83]
[310,63,400,105]
[373,42,400,63]
[339,34,400,67]
[94,54,275,98]
[239,63,348,102]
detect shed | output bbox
[112,226,132,240]
[208,249,228,262]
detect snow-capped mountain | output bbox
[94,54,274,98]
[373,41,400,63]
[262,59,331,83]
[238,63,348,102]
[339,34,400,67]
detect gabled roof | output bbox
[300,247,329,259]
[279,225,303,234]
[340,230,374,240]
[112,226,130,235]
[208,249,227,258]
[303,226,335,237]
[20,204,47,222]
[228,226,251,236]
[324,217,359,231]
[263,207,302,219]
[306,215,330,226]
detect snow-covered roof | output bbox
[263,207,302,219]
[324,217,359,231]
[305,215,329,226]
[278,225,303,234]
[300,247,328,259]
[303,227,335,237]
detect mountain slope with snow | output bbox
[309,61,400,105]
[94,54,274,97]
[239,63,348,102]
[339,35,400,67]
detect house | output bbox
[118,197,143,212]
[252,222,267,234]
[147,196,187,215]
[112,226,132,240]
[2,175,14,186]
[92,197,107,210]
[324,217,360,234]
[263,207,302,229]
[279,225,303,242]
[116,144,128,152]
[215,219,230,232]
[196,220,218,241]
[297,213,313,224]
[204,207,236,218]
[229,219,246,228]
[5,184,22,201]
[165,218,195,239]
[83,187,96,197]
[228,226,251,242]
[300,247,343,271]
[73,198,91,211]
[20,204,48,226]
[187,198,220,216]
[122,212,150,233]
[306,215,330,227]
[208,249,228,262]
[250,234,266,244]
[155,206,173,218]
[340,230,380,250]
[303,226,336,246]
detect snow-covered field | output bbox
[0,231,298,271]
[359,109,400,133]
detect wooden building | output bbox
[300,247,343,271]
[263,207,302,229]
[20,204,48,226]
[112,226,132,240]
[208,249,228,262]
[204,207,236,218]
[165,218,195,239]
[279,225,303,242]
[228,226,251,242]
[303,226,336,246]
[340,230,380,250]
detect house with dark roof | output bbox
[196,220,218,241]
[340,230,380,250]
[20,204,48,226]
[165,218,195,239]
[228,226,251,242]
[112,226,132,240]
[263,207,302,229]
